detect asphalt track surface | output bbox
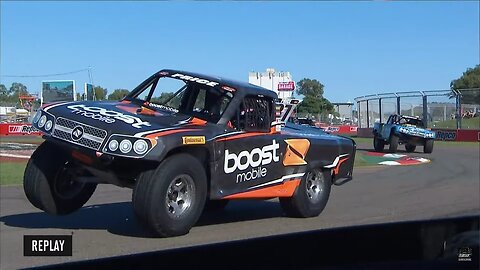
[1,141,479,269]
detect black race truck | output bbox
[25,69,356,237]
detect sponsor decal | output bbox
[71,126,84,141]
[221,86,236,92]
[158,71,169,76]
[224,140,280,183]
[8,125,38,134]
[182,136,206,145]
[67,104,151,129]
[283,139,310,166]
[457,247,473,262]
[435,130,457,141]
[170,73,219,87]
[326,126,340,132]
[277,82,295,91]
[146,102,179,113]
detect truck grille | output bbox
[52,117,107,151]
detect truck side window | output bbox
[231,95,273,132]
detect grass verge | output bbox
[0,136,44,144]
[432,117,480,129]
[0,161,27,186]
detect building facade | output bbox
[248,68,295,100]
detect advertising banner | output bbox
[0,123,42,136]
[277,82,295,91]
[42,80,75,104]
[433,129,480,142]
[85,83,95,101]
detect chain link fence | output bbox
[355,88,480,129]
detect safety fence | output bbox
[354,88,480,130]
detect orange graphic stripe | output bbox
[283,139,310,166]
[145,128,198,139]
[188,117,207,126]
[333,157,349,175]
[223,179,301,199]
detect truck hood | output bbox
[42,100,201,136]
[396,125,436,138]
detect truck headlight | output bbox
[103,135,155,158]
[119,139,132,154]
[108,140,119,151]
[44,120,53,131]
[32,110,41,124]
[38,115,47,128]
[133,140,148,155]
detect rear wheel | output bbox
[23,142,97,215]
[373,135,385,152]
[405,144,416,153]
[389,134,399,153]
[424,139,434,153]
[279,169,331,218]
[132,154,207,237]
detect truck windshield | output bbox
[126,76,234,123]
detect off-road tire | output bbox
[424,139,434,153]
[132,153,207,237]
[279,169,332,218]
[389,134,399,153]
[373,135,385,152]
[23,142,97,215]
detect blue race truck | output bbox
[372,114,436,153]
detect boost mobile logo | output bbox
[67,104,151,129]
[224,140,280,183]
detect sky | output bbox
[1,1,479,103]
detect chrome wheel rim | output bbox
[165,174,195,219]
[305,170,325,204]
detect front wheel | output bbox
[389,134,399,153]
[279,169,332,218]
[424,139,434,153]
[23,142,97,215]
[373,135,385,152]
[132,153,207,237]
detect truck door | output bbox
[211,95,288,198]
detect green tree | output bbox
[93,86,108,100]
[295,78,334,118]
[108,89,130,101]
[296,78,324,98]
[151,92,175,104]
[450,65,480,104]
[0,84,7,99]
[9,82,28,96]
